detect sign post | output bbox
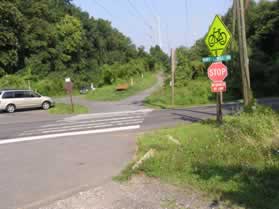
[205,16,231,124]
[64,78,74,113]
[207,62,228,123]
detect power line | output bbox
[164,23,171,52]
[149,0,159,17]
[143,0,157,22]
[184,0,189,47]
[91,0,114,19]
[142,0,166,49]
[126,0,153,31]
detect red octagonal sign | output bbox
[207,62,228,82]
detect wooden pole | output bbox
[171,48,176,106]
[239,0,252,98]
[232,0,237,39]
[216,92,223,124]
[236,0,248,106]
[70,92,74,113]
[237,0,252,106]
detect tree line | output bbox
[0,0,168,95]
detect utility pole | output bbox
[171,49,175,106]
[171,48,176,106]
[232,0,237,39]
[236,0,252,106]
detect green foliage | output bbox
[0,0,167,92]
[145,79,213,108]
[0,0,24,74]
[121,106,279,209]
[0,74,27,89]
[149,45,169,71]
[33,78,64,96]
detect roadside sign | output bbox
[211,82,226,93]
[208,62,228,82]
[64,80,74,112]
[205,15,232,56]
[65,77,71,82]
[202,55,231,63]
[64,81,73,94]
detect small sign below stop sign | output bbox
[207,62,228,82]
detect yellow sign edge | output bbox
[205,15,232,57]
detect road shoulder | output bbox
[39,175,215,209]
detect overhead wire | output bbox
[184,0,189,47]
[143,0,157,22]
[126,0,153,31]
[143,0,171,50]
[91,0,114,19]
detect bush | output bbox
[0,75,27,89]
[145,79,213,108]
[33,78,64,96]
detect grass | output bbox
[144,79,215,109]
[48,103,88,114]
[118,105,279,209]
[85,73,157,101]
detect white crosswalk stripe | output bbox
[18,109,152,137]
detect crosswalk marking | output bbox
[41,121,142,134]
[20,119,143,136]
[17,109,152,137]
[42,115,144,128]
[62,109,152,122]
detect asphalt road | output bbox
[1,88,279,209]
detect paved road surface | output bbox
[0,132,136,209]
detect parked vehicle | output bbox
[79,87,89,94]
[0,89,55,113]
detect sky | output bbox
[72,0,236,52]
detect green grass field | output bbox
[144,79,215,109]
[48,103,88,114]
[85,73,157,101]
[117,106,279,209]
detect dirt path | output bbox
[55,73,164,113]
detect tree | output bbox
[0,1,24,75]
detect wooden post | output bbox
[216,92,223,124]
[171,48,176,106]
[70,92,74,113]
[237,0,252,106]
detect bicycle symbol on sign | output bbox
[208,27,227,47]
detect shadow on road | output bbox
[172,113,202,123]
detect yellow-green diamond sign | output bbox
[205,15,232,56]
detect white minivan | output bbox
[0,89,55,113]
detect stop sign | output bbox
[207,62,228,82]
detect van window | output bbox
[24,91,40,98]
[2,92,14,99]
[0,91,2,96]
[14,91,25,98]
[24,91,33,98]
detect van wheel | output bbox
[6,104,16,113]
[42,101,50,110]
